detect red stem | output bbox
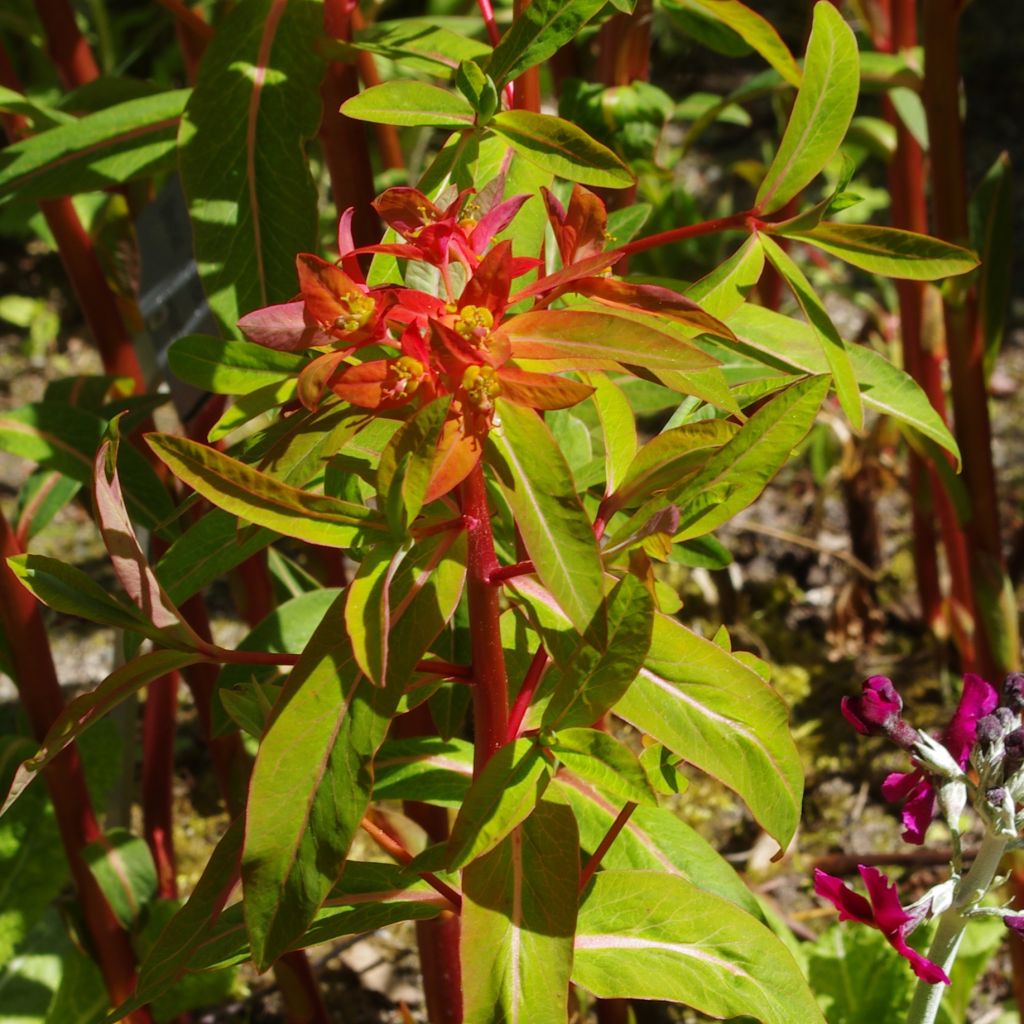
[489,558,535,584]
[141,671,180,899]
[0,512,152,1022]
[359,817,462,909]
[511,0,541,112]
[505,648,549,743]
[33,0,100,88]
[579,802,638,889]
[617,209,756,258]
[461,462,510,774]
[348,8,405,173]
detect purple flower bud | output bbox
[1005,916,1024,937]
[1004,673,1024,713]
[1005,729,1024,777]
[977,714,1004,748]
[987,786,1007,806]
[996,707,1018,730]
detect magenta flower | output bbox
[814,866,949,984]
[879,673,998,844]
[842,676,916,749]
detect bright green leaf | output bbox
[341,81,477,128]
[168,335,305,394]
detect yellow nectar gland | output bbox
[384,356,425,401]
[461,363,501,412]
[331,292,375,334]
[455,305,494,343]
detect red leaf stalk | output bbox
[512,0,541,112]
[0,512,152,1022]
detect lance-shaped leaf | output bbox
[179,0,324,335]
[723,304,961,463]
[685,233,765,319]
[489,111,633,188]
[550,730,657,807]
[670,375,829,540]
[351,19,492,76]
[486,400,606,642]
[486,0,606,87]
[573,871,825,1023]
[445,739,551,870]
[541,575,653,730]
[168,335,306,395]
[344,540,408,686]
[0,89,188,201]
[146,433,381,547]
[677,0,801,86]
[615,614,803,847]
[755,3,858,214]
[501,309,719,373]
[1,650,207,817]
[341,81,477,128]
[14,469,80,542]
[8,554,187,648]
[83,828,158,929]
[110,819,244,1020]
[758,233,862,429]
[461,801,579,1024]
[554,775,760,916]
[373,737,474,806]
[775,221,979,280]
[93,438,202,647]
[242,591,400,970]
[585,373,635,496]
[0,85,72,129]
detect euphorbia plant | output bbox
[0,1,991,1021]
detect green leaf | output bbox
[969,152,1013,378]
[350,19,492,76]
[586,373,636,496]
[676,0,800,86]
[0,90,188,202]
[456,61,499,122]
[344,540,408,686]
[541,575,653,730]
[0,86,73,129]
[501,309,719,373]
[1,650,206,817]
[341,81,477,128]
[489,111,633,188]
[758,232,862,429]
[445,739,551,869]
[486,0,607,87]
[614,613,803,847]
[671,376,829,540]
[776,221,980,280]
[14,470,80,542]
[755,3,858,214]
[686,233,766,320]
[147,432,381,548]
[723,304,961,464]
[242,593,400,969]
[552,777,760,917]
[168,335,306,394]
[487,400,606,642]
[573,871,824,1023]
[461,801,578,1024]
[83,828,157,929]
[551,729,656,806]
[373,737,474,806]
[179,0,324,336]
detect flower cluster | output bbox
[817,671,1024,986]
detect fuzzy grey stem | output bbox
[906,833,1008,1024]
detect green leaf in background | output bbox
[487,400,606,642]
[0,90,188,202]
[573,871,825,1023]
[486,0,607,87]
[242,592,400,969]
[13,470,80,542]
[758,232,862,429]
[147,433,380,548]
[553,778,760,918]
[722,304,961,463]
[541,575,653,730]
[755,3,859,214]
[82,828,157,930]
[489,111,633,188]
[615,613,803,847]
[350,19,493,76]
[777,221,979,280]
[0,86,73,129]
[179,0,324,336]
[168,335,306,395]
[969,151,1013,379]
[341,81,477,128]
[551,729,657,806]
[445,739,551,869]
[461,800,579,1024]
[673,0,801,86]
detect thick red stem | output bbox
[0,513,152,1021]
[461,462,510,774]
[511,0,541,112]
[141,671,180,899]
[33,0,100,88]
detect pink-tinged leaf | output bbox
[1,650,208,817]
[469,194,532,253]
[93,439,202,646]
[509,251,622,304]
[499,310,719,373]
[461,801,579,1024]
[498,366,595,410]
[238,300,331,351]
[296,254,375,333]
[424,415,483,504]
[572,277,736,340]
[298,349,353,411]
[542,183,608,263]
[460,240,515,314]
